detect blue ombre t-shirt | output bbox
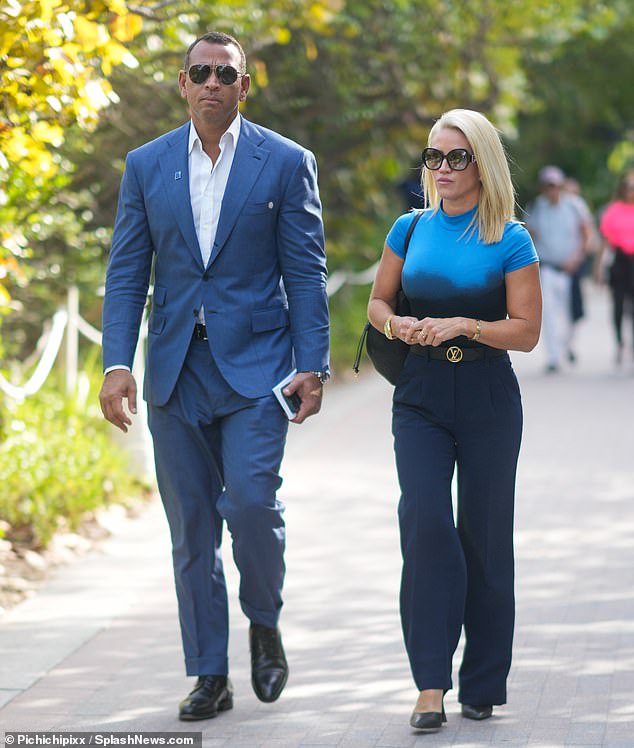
[386,206,538,344]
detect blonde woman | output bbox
[368,109,541,731]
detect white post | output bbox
[66,285,79,394]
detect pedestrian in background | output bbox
[563,176,597,357]
[99,30,330,721]
[525,166,595,372]
[597,170,634,367]
[368,109,541,732]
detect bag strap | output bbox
[352,209,423,375]
[352,323,369,374]
[402,208,423,258]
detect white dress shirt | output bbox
[104,115,242,373]
[189,114,241,323]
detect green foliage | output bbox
[0,0,142,309]
[0,374,147,547]
[0,154,108,361]
[244,0,609,257]
[327,218,393,372]
[511,0,634,209]
[329,284,375,376]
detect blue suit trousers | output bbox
[392,351,522,705]
[148,336,289,676]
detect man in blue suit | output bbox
[99,31,330,721]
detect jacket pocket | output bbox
[242,201,275,215]
[251,306,289,333]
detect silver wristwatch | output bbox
[309,370,330,385]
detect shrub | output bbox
[0,374,148,547]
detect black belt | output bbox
[193,323,208,340]
[411,345,507,363]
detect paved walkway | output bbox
[2,284,634,746]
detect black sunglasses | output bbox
[187,63,244,86]
[422,147,476,171]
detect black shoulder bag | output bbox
[352,209,423,385]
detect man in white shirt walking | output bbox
[526,165,594,372]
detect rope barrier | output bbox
[76,315,102,345]
[0,309,68,400]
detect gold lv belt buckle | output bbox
[446,346,463,363]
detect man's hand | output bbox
[99,369,138,433]
[283,372,323,424]
[560,252,584,274]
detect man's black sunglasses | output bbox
[187,63,244,86]
[422,147,476,171]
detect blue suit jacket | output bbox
[102,118,330,405]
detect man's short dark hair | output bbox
[183,32,247,73]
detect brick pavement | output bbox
[1,284,633,746]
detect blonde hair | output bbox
[422,109,516,244]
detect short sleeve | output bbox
[502,222,539,273]
[385,212,418,259]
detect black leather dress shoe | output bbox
[410,705,446,732]
[461,703,493,720]
[250,623,288,703]
[178,675,233,721]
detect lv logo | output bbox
[446,346,463,363]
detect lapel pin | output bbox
[174,171,182,180]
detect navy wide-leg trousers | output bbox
[392,350,523,706]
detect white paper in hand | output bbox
[272,369,301,419]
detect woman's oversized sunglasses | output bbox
[187,63,244,86]
[422,147,477,171]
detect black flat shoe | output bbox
[250,623,288,703]
[179,675,233,721]
[461,703,493,721]
[410,704,446,732]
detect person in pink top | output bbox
[598,171,634,365]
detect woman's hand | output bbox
[408,317,471,346]
[391,315,420,344]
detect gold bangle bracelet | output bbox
[384,315,395,340]
[472,319,481,341]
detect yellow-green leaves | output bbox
[0,0,141,307]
